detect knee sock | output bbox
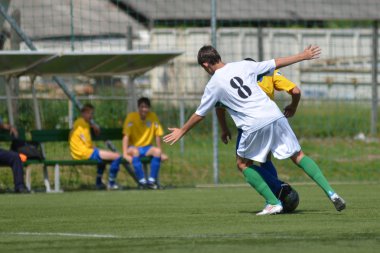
[109,157,121,184]
[298,155,335,197]
[255,165,283,196]
[149,156,161,182]
[132,157,146,183]
[261,160,279,179]
[9,152,25,190]
[243,165,280,205]
[96,163,106,185]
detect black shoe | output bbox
[138,183,148,190]
[95,183,107,190]
[147,182,159,190]
[277,183,300,213]
[15,188,31,194]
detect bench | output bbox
[0,128,26,143]
[29,128,151,192]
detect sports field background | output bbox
[0,1,379,252]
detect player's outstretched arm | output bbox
[163,113,204,145]
[275,45,321,69]
[215,107,231,144]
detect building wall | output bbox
[149,27,380,100]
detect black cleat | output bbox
[277,183,299,213]
[15,188,31,194]
[147,182,159,190]
[95,183,107,190]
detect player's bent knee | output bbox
[128,148,139,157]
[236,161,247,172]
[291,150,304,164]
[153,147,162,157]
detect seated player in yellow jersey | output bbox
[216,58,301,212]
[122,97,165,189]
[69,103,122,190]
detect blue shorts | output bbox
[236,128,243,153]
[134,145,152,157]
[89,148,103,163]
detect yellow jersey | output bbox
[122,112,163,147]
[258,70,297,100]
[69,117,94,160]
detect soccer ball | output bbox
[277,184,300,213]
[282,188,300,213]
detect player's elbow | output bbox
[290,86,301,96]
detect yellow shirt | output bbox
[258,70,297,100]
[122,112,163,147]
[69,117,94,160]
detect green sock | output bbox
[298,156,334,197]
[243,165,279,205]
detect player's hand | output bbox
[221,129,232,144]
[302,45,321,60]
[92,124,101,136]
[284,104,297,118]
[123,154,132,164]
[161,153,169,161]
[163,128,185,145]
[9,126,18,138]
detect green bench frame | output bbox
[29,128,150,192]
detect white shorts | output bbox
[236,117,301,163]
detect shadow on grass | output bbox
[238,209,330,215]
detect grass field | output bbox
[0,183,379,253]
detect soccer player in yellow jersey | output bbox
[122,97,164,189]
[69,103,122,190]
[257,68,300,118]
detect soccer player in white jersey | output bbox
[164,45,346,215]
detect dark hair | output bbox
[81,103,94,113]
[138,97,151,107]
[197,45,221,66]
[244,58,256,62]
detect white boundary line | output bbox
[2,232,120,238]
[2,232,378,240]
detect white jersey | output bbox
[195,59,284,133]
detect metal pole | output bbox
[5,79,14,125]
[179,99,185,154]
[31,77,42,130]
[257,25,264,61]
[126,26,137,113]
[211,0,219,184]
[10,9,20,125]
[127,26,133,50]
[70,0,75,51]
[0,3,82,110]
[68,99,73,128]
[371,20,379,136]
